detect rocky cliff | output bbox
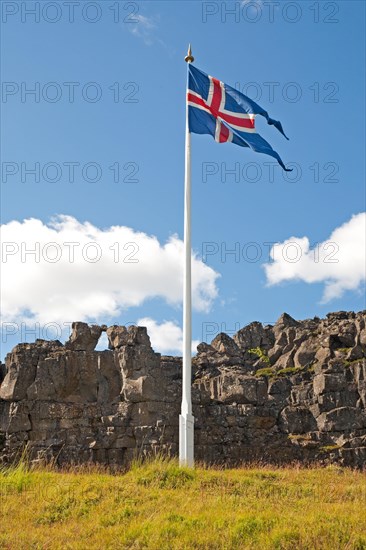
[1,311,365,468]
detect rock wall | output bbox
[1,312,366,468]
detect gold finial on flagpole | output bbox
[185,44,194,63]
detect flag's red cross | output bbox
[188,75,256,143]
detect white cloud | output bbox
[0,215,220,325]
[263,213,366,302]
[126,14,161,46]
[137,317,200,355]
[134,14,155,29]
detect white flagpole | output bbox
[179,44,195,467]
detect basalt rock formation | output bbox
[1,312,365,467]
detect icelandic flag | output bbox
[188,64,291,171]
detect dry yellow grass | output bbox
[1,457,366,549]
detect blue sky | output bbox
[1,0,365,358]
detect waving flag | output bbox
[188,64,291,171]
[180,49,293,467]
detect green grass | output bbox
[1,457,366,549]
[344,358,365,367]
[276,367,304,376]
[248,347,270,365]
[320,445,342,453]
[255,366,305,378]
[255,367,275,378]
[255,361,321,378]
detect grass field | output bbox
[1,457,366,549]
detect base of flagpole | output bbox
[179,413,194,467]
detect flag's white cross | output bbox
[188,75,256,143]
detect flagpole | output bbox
[179,44,195,467]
